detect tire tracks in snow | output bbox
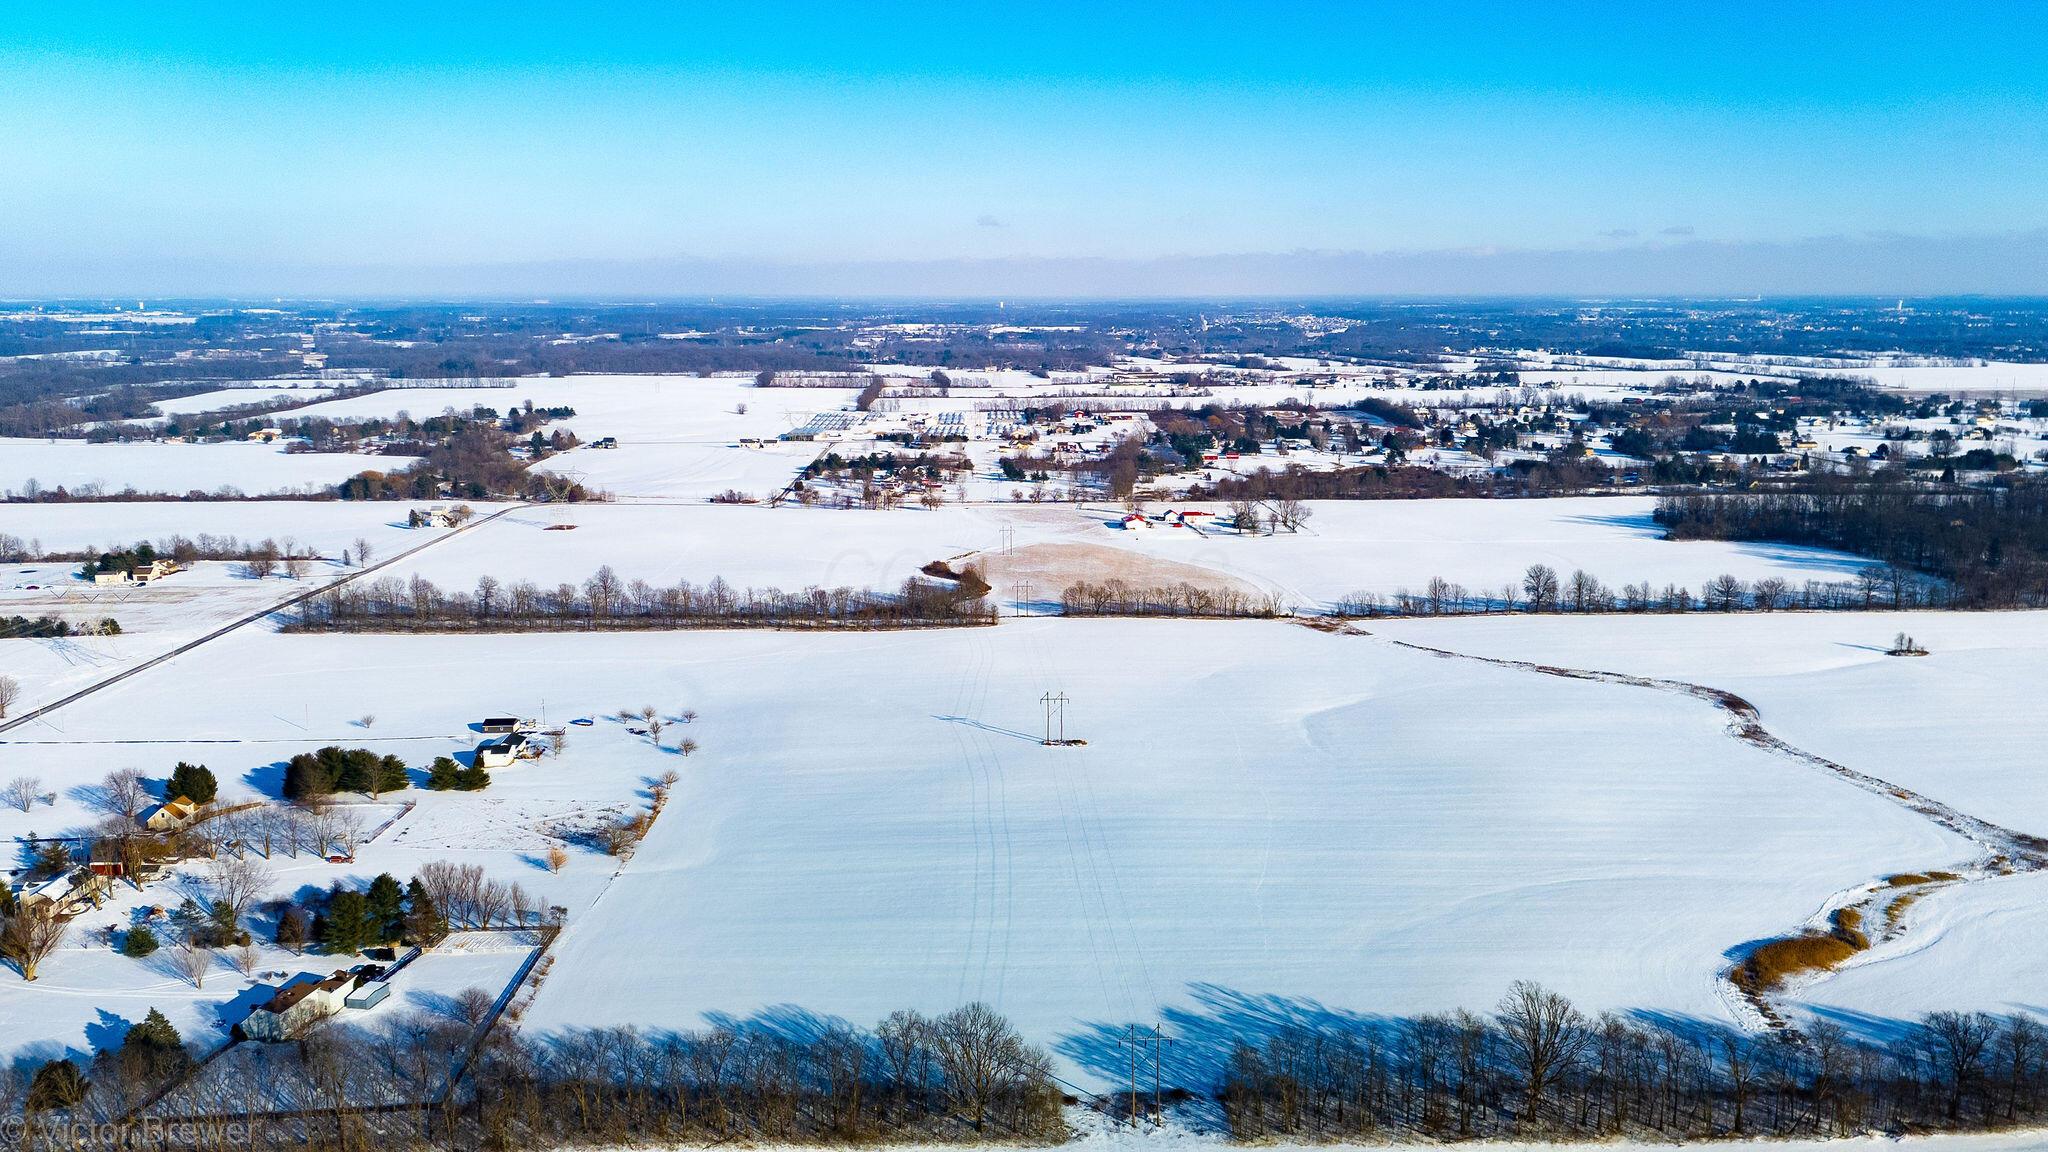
[1304,618,2048,1033]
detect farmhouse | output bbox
[477,731,536,769]
[242,971,355,1041]
[143,795,201,832]
[17,869,109,917]
[93,558,181,586]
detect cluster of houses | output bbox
[5,792,208,917]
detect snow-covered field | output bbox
[0,619,1973,1083]
[0,499,475,557]
[148,384,336,417]
[1371,610,2048,1033]
[375,497,1870,615]
[0,438,409,497]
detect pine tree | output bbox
[366,874,405,943]
[404,878,447,945]
[125,1007,182,1052]
[318,888,372,955]
[121,925,160,957]
[166,762,217,805]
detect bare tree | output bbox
[330,807,367,857]
[204,855,275,925]
[1,909,69,980]
[2,776,39,813]
[1521,565,1560,612]
[172,941,210,989]
[1925,1010,1998,1121]
[0,675,19,718]
[545,844,568,872]
[1495,980,1588,1125]
[353,537,373,567]
[931,1002,1029,1132]
[100,768,151,822]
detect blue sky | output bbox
[3,2,2045,295]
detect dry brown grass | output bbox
[1735,926,1869,991]
[1885,892,1923,930]
[1885,872,1932,887]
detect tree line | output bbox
[1335,560,1950,618]
[288,568,997,632]
[8,1002,1065,1148]
[1656,475,2048,608]
[1219,982,2046,1141]
[1057,580,1285,618]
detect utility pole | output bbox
[1114,1024,1174,1126]
[1039,691,1068,745]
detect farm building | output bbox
[477,731,538,769]
[243,971,355,1041]
[88,840,169,883]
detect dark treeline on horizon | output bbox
[1657,474,2048,608]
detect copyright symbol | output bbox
[0,1115,25,1144]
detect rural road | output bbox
[0,504,524,738]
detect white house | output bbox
[476,731,534,769]
[143,795,201,833]
[243,971,355,1041]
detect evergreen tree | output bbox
[125,1007,182,1051]
[404,878,448,944]
[121,925,160,957]
[166,762,217,804]
[318,888,372,955]
[366,873,405,942]
[25,1059,88,1112]
[282,751,333,800]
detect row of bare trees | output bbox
[1335,563,1945,617]
[1057,579,1285,618]
[1222,982,2048,1140]
[9,1002,1063,1148]
[414,862,546,930]
[290,568,996,631]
